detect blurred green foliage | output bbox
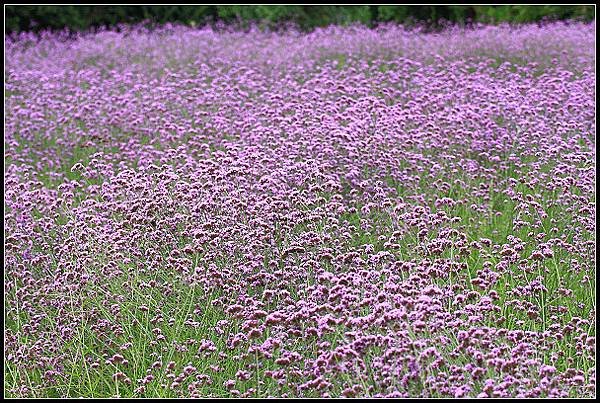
[5,5,596,33]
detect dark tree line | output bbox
[5,5,595,33]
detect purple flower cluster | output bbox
[4,21,595,398]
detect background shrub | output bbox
[5,5,595,33]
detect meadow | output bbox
[4,21,596,398]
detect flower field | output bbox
[4,22,596,398]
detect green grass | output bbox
[5,149,595,397]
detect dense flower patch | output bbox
[4,22,596,398]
